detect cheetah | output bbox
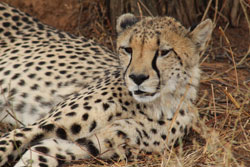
[0,3,213,167]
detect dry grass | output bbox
[0,0,249,167]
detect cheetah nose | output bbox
[129,74,149,85]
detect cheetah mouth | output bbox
[132,90,160,102]
[134,90,156,96]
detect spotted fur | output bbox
[0,2,119,125]
[0,3,213,167]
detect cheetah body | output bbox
[0,2,119,125]
[0,3,213,167]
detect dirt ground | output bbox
[0,0,249,167]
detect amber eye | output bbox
[160,49,171,57]
[123,47,132,54]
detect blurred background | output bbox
[0,0,249,48]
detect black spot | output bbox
[101,92,108,96]
[35,146,49,154]
[13,64,21,68]
[82,113,89,121]
[71,123,81,134]
[174,138,180,147]
[18,79,25,86]
[23,128,32,131]
[47,54,54,58]
[153,141,160,146]
[108,114,113,121]
[58,55,66,59]
[31,134,45,144]
[83,102,89,106]
[54,117,62,122]
[31,84,39,90]
[116,112,122,117]
[124,101,130,106]
[45,81,52,86]
[28,73,36,79]
[171,127,176,134]
[66,112,76,117]
[4,31,11,36]
[158,120,165,125]
[136,104,141,110]
[84,106,92,110]
[180,109,185,116]
[95,99,102,103]
[36,66,42,71]
[56,154,66,165]
[136,128,142,138]
[2,22,10,27]
[0,141,7,145]
[76,138,99,156]
[15,133,24,137]
[12,16,19,21]
[56,128,67,139]
[102,103,110,111]
[122,106,128,111]
[161,134,167,140]
[39,163,48,167]
[3,70,10,75]
[10,56,18,60]
[136,137,141,145]
[54,111,62,117]
[147,117,153,122]
[84,95,92,100]
[45,72,52,76]
[0,147,6,152]
[70,104,79,110]
[11,49,19,54]
[40,124,55,132]
[59,70,67,74]
[38,61,46,65]
[117,130,127,139]
[11,73,20,80]
[25,62,34,67]
[142,130,150,139]
[143,142,149,146]
[39,155,47,162]
[89,121,97,132]
[112,93,117,97]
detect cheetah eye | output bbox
[122,47,133,54]
[160,49,172,57]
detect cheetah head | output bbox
[116,14,213,103]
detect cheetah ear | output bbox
[116,13,138,33]
[188,19,213,51]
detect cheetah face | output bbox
[116,14,212,103]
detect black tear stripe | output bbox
[152,50,160,79]
[122,50,133,84]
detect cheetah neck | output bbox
[145,67,200,120]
